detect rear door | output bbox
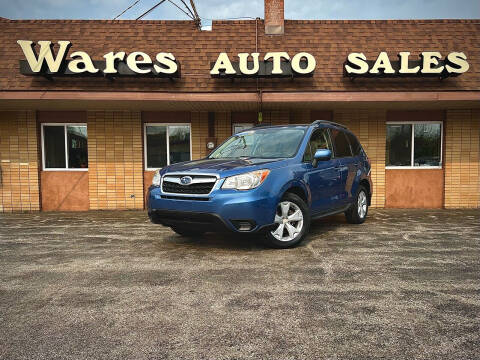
[330,129,355,206]
[302,128,340,214]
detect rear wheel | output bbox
[345,185,369,224]
[264,193,310,249]
[171,227,205,238]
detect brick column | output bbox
[191,111,209,160]
[0,111,40,212]
[87,111,144,210]
[215,112,231,144]
[444,109,480,208]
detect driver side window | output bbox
[303,128,333,162]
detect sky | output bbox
[0,0,479,24]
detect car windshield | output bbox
[209,127,306,159]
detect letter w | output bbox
[17,40,71,73]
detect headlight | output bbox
[152,170,161,186]
[222,169,270,190]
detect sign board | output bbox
[210,52,316,78]
[17,41,469,81]
[17,40,180,78]
[344,51,469,79]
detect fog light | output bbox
[238,222,252,231]
[231,220,256,232]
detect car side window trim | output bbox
[302,142,313,163]
[345,132,355,157]
[326,128,335,158]
[302,131,314,163]
[345,131,363,157]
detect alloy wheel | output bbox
[271,201,304,242]
[358,190,367,219]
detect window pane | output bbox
[43,126,66,168]
[304,128,332,162]
[67,126,88,168]
[331,129,352,158]
[146,126,167,168]
[347,133,361,156]
[168,125,191,164]
[414,123,441,167]
[386,124,412,166]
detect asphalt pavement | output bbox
[0,209,479,360]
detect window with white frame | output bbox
[41,124,88,170]
[386,122,442,168]
[144,124,191,169]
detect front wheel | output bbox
[264,193,310,249]
[345,185,369,224]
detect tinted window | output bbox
[413,123,441,166]
[168,125,190,164]
[44,125,66,168]
[67,126,88,168]
[209,127,306,159]
[43,124,88,169]
[346,133,361,156]
[386,124,412,166]
[303,128,332,162]
[331,129,353,158]
[146,126,167,168]
[146,125,191,169]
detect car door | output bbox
[302,128,340,214]
[330,129,355,206]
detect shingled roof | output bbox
[1,18,479,92]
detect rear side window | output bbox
[331,129,353,158]
[303,128,333,162]
[346,133,362,156]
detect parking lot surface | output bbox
[0,209,479,360]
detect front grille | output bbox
[162,175,217,195]
[150,210,227,231]
[161,195,210,201]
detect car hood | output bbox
[163,158,287,177]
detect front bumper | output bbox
[147,185,278,233]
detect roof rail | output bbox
[311,120,348,129]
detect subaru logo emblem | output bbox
[180,176,193,185]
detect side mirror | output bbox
[312,149,332,167]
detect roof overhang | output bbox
[0,91,479,111]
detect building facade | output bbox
[0,3,479,212]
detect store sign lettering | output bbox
[17,40,180,78]
[344,51,469,78]
[17,41,469,81]
[210,52,316,78]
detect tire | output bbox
[264,192,310,249]
[171,227,205,238]
[345,185,369,224]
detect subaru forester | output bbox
[148,120,372,248]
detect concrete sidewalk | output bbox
[0,209,479,359]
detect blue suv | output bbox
[148,120,372,248]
